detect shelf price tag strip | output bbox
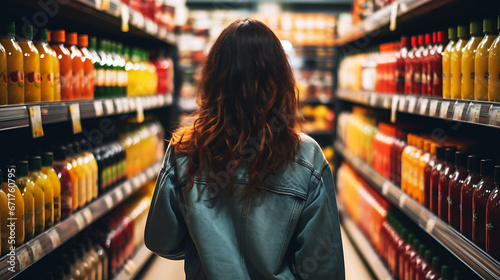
[453,102,467,121]
[489,105,500,126]
[94,100,104,116]
[121,4,130,32]
[104,99,114,114]
[28,106,44,138]
[29,240,43,262]
[17,249,31,270]
[419,98,429,115]
[429,100,439,117]
[136,97,144,123]
[46,229,61,249]
[389,2,399,31]
[439,101,451,118]
[467,103,481,123]
[391,96,399,123]
[69,103,82,134]
[104,195,114,209]
[74,213,86,230]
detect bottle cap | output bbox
[25,25,33,40]
[431,256,441,270]
[52,30,66,43]
[430,142,437,155]
[66,32,77,46]
[78,34,88,48]
[470,21,481,36]
[400,227,408,240]
[445,147,457,163]
[407,233,414,244]
[39,29,48,42]
[494,165,500,184]
[455,151,467,168]
[424,249,433,263]
[412,238,420,249]
[401,36,409,47]
[432,32,437,44]
[417,34,424,45]
[424,140,431,153]
[436,146,446,160]
[2,166,16,182]
[425,33,431,45]
[16,161,29,177]
[441,265,451,280]
[448,27,457,40]
[54,146,67,161]
[29,156,42,172]
[483,18,495,34]
[41,152,54,167]
[480,159,494,177]
[411,36,417,47]
[418,244,426,256]
[89,36,97,50]
[457,25,469,39]
[437,31,446,43]
[7,22,15,38]
[467,155,480,173]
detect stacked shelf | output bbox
[113,243,154,280]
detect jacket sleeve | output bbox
[144,146,187,260]
[293,163,345,280]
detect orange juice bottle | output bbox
[461,21,483,100]
[0,170,9,255]
[419,140,432,205]
[47,31,61,101]
[19,25,41,103]
[67,33,84,100]
[0,43,7,105]
[401,134,414,193]
[488,16,500,102]
[35,29,55,102]
[51,30,73,100]
[67,143,86,208]
[80,139,98,200]
[15,161,35,242]
[73,141,92,204]
[41,152,61,224]
[78,35,94,99]
[443,27,457,99]
[475,19,497,101]
[28,156,48,235]
[450,25,469,99]
[0,22,24,104]
[411,137,424,200]
[2,166,25,246]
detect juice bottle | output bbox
[488,16,500,102]
[425,32,436,95]
[401,134,413,193]
[472,159,495,249]
[0,43,7,105]
[67,32,84,100]
[95,40,107,98]
[41,152,61,224]
[74,141,93,204]
[68,250,87,280]
[409,244,426,280]
[53,146,73,220]
[443,27,457,98]
[461,21,482,100]
[0,22,24,104]
[399,233,414,280]
[51,30,73,100]
[486,165,500,261]
[0,170,9,254]
[405,36,418,94]
[84,238,102,280]
[438,147,457,220]
[475,19,497,101]
[93,238,108,280]
[450,25,469,99]
[35,29,55,102]
[421,33,432,95]
[424,257,441,280]
[78,35,94,100]
[104,41,115,97]
[404,238,420,280]
[76,242,95,279]
[47,31,61,101]
[15,161,35,241]
[460,155,480,239]
[19,25,41,103]
[412,35,424,94]
[448,151,467,230]
[411,137,424,201]
[416,249,433,280]
[1,166,25,246]
[88,37,100,98]
[62,144,79,212]
[430,146,445,215]
[117,43,127,97]
[109,42,119,97]
[430,31,446,97]
[418,140,432,206]
[424,142,437,209]
[67,143,86,208]
[28,156,48,234]
[80,139,98,200]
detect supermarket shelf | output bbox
[301,97,335,106]
[337,89,500,129]
[179,97,199,113]
[0,94,173,132]
[306,130,335,138]
[339,205,393,280]
[0,161,162,280]
[334,141,500,280]
[113,243,154,280]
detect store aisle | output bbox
[136,226,372,280]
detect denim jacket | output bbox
[145,134,345,280]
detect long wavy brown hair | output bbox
[171,19,301,195]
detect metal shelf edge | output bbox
[112,243,154,280]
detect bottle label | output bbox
[414,72,421,83]
[487,222,497,231]
[60,70,72,91]
[433,72,441,85]
[8,70,24,88]
[46,73,55,88]
[96,69,106,86]
[25,71,41,88]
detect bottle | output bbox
[15,161,35,241]
[78,35,94,100]
[399,233,414,280]
[412,35,425,94]
[47,31,61,101]
[439,265,451,280]
[416,250,433,280]
[84,238,102,280]
[460,155,481,239]
[50,30,73,100]
[93,239,108,280]
[67,33,84,100]
[63,144,80,211]
[76,242,95,280]
[448,151,468,230]
[486,165,500,261]
[0,170,7,254]
[405,36,418,94]
[68,250,86,280]
[411,137,424,202]
[29,155,53,233]
[421,33,432,95]
[0,22,24,104]
[104,41,114,97]
[53,147,73,220]
[488,16,500,101]
[19,25,41,103]
[461,21,483,100]
[404,238,420,280]
[424,142,437,208]
[0,43,6,105]
[443,27,457,98]
[450,25,469,99]
[438,147,457,220]
[409,244,426,280]
[35,29,55,102]
[472,159,495,249]
[80,140,98,200]
[88,37,100,98]
[95,40,107,98]
[430,147,446,215]
[401,134,415,193]
[67,143,86,209]
[42,152,61,224]
[475,19,497,101]
[431,31,446,97]
[1,166,25,246]
[424,257,441,279]
[117,43,127,97]
[74,141,93,204]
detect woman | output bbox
[145,19,345,280]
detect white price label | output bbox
[82,208,93,223]
[382,181,391,196]
[369,93,377,107]
[391,96,399,123]
[467,104,481,123]
[121,4,130,32]
[426,218,437,233]
[158,95,166,106]
[30,240,43,261]
[74,213,85,230]
[399,194,407,208]
[398,96,407,111]
[139,173,148,184]
[453,102,466,120]
[136,97,144,123]
[146,167,155,179]
[104,195,113,209]
[489,106,500,126]
[28,106,44,138]
[124,182,133,194]
[94,100,104,116]
[17,249,31,270]
[69,103,82,134]
[419,98,429,115]
[389,2,399,31]
[439,101,450,118]
[407,97,417,113]
[104,100,114,114]
[429,100,439,117]
[132,176,141,188]
[115,189,124,201]
[128,98,136,111]
[114,99,123,113]
[121,98,130,112]
[47,229,61,248]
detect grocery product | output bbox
[461,21,482,100]
[448,151,468,230]
[485,165,500,261]
[1,167,25,246]
[488,16,500,102]
[47,31,61,101]
[0,43,7,105]
[0,170,8,254]
[51,30,73,100]
[472,159,495,249]
[15,161,36,241]
[78,35,94,99]
[19,25,41,103]
[460,155,481,239]
[67,32,84,100]
[29,156,49,234]
[35,29,55,102]
[438,147,457,220]
[52,146,73,220]
[450,25,470,99]
[430,146,446,215]
[0,22,24,104]
[442,27,457,99]
[42,152,62,224]
[475,19,497,101]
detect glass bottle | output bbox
[472,159,495,249]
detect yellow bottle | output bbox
[0,22,24,104]
[461,21,483,100]
[35,29,55,102]
[18,25,41,103]
[450,25,469,99]
[29,156,52,234]
[2,166,25,246]
[475,19,497,101]
[15,161,35,242]
[42,152,61,224]
[73,142,92,204]
[47,31,61,101]
[488,16,500,102]
[443,27,457,98]
[68,144,86,208]
[80,140,98,200]
[0,43,7,105]
[0,174,7,255]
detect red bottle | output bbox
[412,35,425,94]
[430,146,446,215]
[392,130,407,186]
[461,155,481,239]
[416,249,433,280]
[424,257,441,279]
[424,143,437,208]
[448,151,468,230]
[399,233,414,280]
[404,238,420,280]
[397,36,410,93]
[431,31,446,97]
[472,159,495,249]
[421,33,432,95]
[405,36,418,94]
[485,165,500,261]
[409,244,426,280]
[438,147,457,221]
[394,227,408,277]
[52,146,73,220]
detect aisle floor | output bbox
[137,226,373,280]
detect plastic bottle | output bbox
[80,139,98,200]
[488,16,500,101]
[84,238,102,280]
[399,233,414,280]
[421,34,432,95]
[424,142,437,208]
[438,147,457,221]
[443,27,457,99]
[76,242,95,280]
[95,40,108,98]
[439,265,451,280]
[472,159,495,249]
[430,31,446,97]
[51,30,73,100]
[35,29,55,102]
[416,249,433,280]
[88,37,101,98]
[47,31,61,101]
[448,151,468,230]
[450,25,470,99]
[68,250,86,280]
[67,143,86,208]
[15,161,35,241]
[424,257,441,279]
[104,41,115,97]
[0,170,8,254]
[461,21,483,100]
[460,155,481,239]
[74,141,93,204]
[404,238,420,280]
[52,147,73,220]
[117,43,127,97]
[475,19,497,101]
[67,33,84,100]
[409,244,427,280]
[1,167,25,246]
[78,35,94,100]
[430,147,446,215]
[486,165,500,261]
[411,35,424,94]
[93,238,108,280]
[0,43,8,105]
[19,25,41,103]
[28,156,48,234]
[42,152,61,224]
[0,22,24,104]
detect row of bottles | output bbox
[0,21,174,105]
